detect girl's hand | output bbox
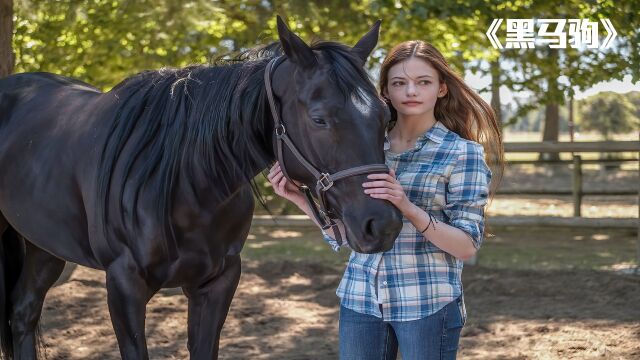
[267,162,304,203]
[362,169,412,214]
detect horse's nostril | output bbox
[364,218,375,236]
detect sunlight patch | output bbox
[268,230,303,238]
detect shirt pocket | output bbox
[399,162,447,208]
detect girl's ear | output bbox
[438,82,448,98]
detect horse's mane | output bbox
[96,40,375,253]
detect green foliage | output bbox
[12,0,511,88]
[13,0,259,88]
[14,1,637,91]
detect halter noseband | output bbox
[264,56,389,246]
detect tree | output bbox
[12,0,266,89]
[0,0,13,76]
[470,0,639,155]
[577,92,638,140]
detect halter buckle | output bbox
[275,124,286,136]
[318,173,334,191]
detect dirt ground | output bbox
[38,227,640,360]
[37,166,639,359]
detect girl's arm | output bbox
[403,203,477,260]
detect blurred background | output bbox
[1,0,639,359]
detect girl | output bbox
[268,40,503,360]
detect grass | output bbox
[243,226,350,267]
[244,225,639,272]
[479,226,638,271]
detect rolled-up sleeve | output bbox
[443,141,492,249]
[321,220,352,252]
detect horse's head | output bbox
[269,17,403,254]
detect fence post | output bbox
[572,154,582,217]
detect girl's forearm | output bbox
[404,203,477,261]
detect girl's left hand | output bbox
[362,169,412,214]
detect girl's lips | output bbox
[402,101,423,106]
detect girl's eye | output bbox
[419,80,431,85]
[391,81,404,87]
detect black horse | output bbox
[0,17,402,359]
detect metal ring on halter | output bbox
[275,124,286,136]
[317,173,334,191]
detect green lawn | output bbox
[243,225,639,271]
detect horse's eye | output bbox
[312,117,327,125]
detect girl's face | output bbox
[384,57,447,119]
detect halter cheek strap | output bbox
[264,56,389,246]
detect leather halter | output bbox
[264,56,389,246]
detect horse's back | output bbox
[0,72,100,92]
[0,72,103,128]
[0,72,107,268]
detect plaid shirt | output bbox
[322,120,492,321]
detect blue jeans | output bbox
[338,298,464,360]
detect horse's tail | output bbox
[0,227,24,359]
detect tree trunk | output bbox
[0,0,14,77]
[540,49,560,161]
[490,59,502,129]
[540,103,560,160]
[568,95,574,142]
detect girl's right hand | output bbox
[267,162,304,203]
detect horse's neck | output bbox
[187,126,275,203]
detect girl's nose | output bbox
[406,82,417,96]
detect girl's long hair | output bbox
[379,40,504,198]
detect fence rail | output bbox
[504,140,639,152]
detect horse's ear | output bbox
[352,20,382,66]
[276,15,317,69]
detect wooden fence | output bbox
[500,140,639,218]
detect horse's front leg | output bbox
[106,257,157,360]
[182,254,241,360]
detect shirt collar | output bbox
[383,121,448,152]
[416,120,447,145]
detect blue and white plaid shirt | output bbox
[322,120,491,322]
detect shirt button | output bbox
[383,281,388,285]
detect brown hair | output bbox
[379,40,504,197]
